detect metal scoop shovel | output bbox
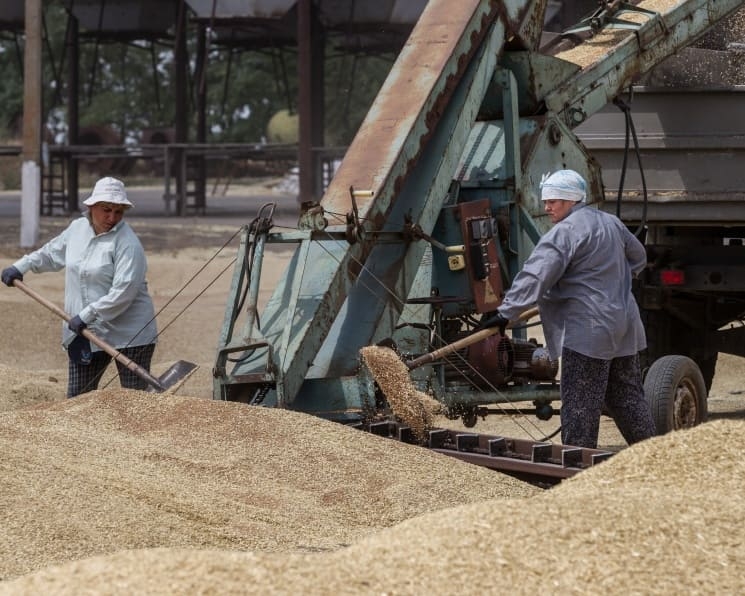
[13,279,197,393]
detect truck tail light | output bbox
[660,269,685,285]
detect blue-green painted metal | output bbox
[214,0,745,421]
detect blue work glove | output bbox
[1,266,23,287]
[479,312,509,335]
[68,315,87,335]
[68,335,92,366]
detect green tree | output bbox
[0,36,25,138]
[0,1,398,147]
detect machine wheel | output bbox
[643,355,707,434]
[461,407,478,428]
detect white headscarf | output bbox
[540,170,587,202]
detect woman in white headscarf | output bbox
[1,177,158,398]
[482,169,656,448]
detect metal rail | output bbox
[356,420,614,486]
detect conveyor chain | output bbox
[356,420,615,485]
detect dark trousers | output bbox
[67,343,156,398]
[560,347,657,448]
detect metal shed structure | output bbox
[4,0,427,229]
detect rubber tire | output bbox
[643,355,707,434]
[461,407,478,428]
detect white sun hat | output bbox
[83,177,134,208]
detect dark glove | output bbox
[480,312,509,335]
[1,266,23,287]
[68,335,92,365]
[68,315,87,335]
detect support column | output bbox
[194,22,207,213]
[174,0,188,215]
[66,13,79,212]
[297,0,325,206]
[21,0,43,247]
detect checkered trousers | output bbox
[67,343,156,398]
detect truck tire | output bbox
[641,310,718,393]
[643,355,707,434]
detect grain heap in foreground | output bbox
[0,389,537,581]
[3,418,744,595]
[0,363,65,411]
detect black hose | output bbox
[613,92,649,238]
[538,425,562,442]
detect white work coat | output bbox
[13,216,158,351]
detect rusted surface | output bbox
[502,0,548,50]
[547,0,745,127]
[427,430,613,481]
[360,421,613,484]
[456,199,503,313]
[322,0,499,222]
[464,334,514,386]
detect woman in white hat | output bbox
[481,169,657,449]
[1,177,158,397]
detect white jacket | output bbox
[14,216,158,351]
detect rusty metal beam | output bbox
[321,0,503,219]
[547,0,745,128]
[362,421,614,485]
[267,0,505,405]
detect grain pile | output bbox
[3,418,744,595]
[3,214,745,594]
[556,0,682,67]
[0,389,538,581]
[0,363,65,411]
[359,345,445,440]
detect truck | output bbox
[212,0,745,441]
[568,0,745,430]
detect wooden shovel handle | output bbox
[13,279,165,391]
[407,306,540,370]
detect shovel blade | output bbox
[147,360,199,393]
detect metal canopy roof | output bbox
[63,0,179,40]
[0,1,24,31]
[2,0,428,50]
[186,0,428,50]
[186,0,427,25]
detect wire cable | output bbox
[613,91,649,237]
[312,227,557,441]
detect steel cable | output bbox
[311,221,559,442]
